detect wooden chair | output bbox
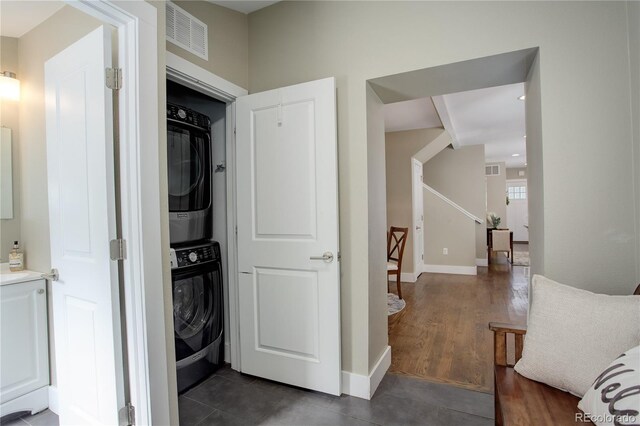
[387,226,408,299]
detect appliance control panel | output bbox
[167,103,211,129]
[171,241,220,269]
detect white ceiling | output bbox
[0,1,65,38]
[207,1,279,14]
[384,82,526,168]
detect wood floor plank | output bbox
[388,251,528,394]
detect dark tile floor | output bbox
[0,409,58,426]
[179,365,494,426]
[1,366,494,426]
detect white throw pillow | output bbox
[514,275,640,397]
[578,345,640,426]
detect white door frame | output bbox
[67,1,168,424]
[165,52,248,370]
[411,158,424,277]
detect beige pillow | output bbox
[514,275,640,397]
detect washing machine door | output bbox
[172,263,222,362]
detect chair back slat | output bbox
[387,226,408,268]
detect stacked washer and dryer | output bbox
[167,102,224,393]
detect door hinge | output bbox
[119,402,135,425]
[337,251,341,261]
[106,67,123,90]
[110,238,127,261]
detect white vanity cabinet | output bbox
[0,278,49,416]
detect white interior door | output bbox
[411,158,424,274]
[45,26,125,425]
[506,179,529,242]
[236,77,341,395]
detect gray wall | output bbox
[366,85,388,369]
[385,128,443,273]
[168,1,248,89]
[423,145,486,261]
[0,36,20,262]
[628,1,640,282]
[248,1,640,375]
[506,167,527,180]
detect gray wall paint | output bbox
[506,167,527,180]
[249,1,639,374]
[385,128,443,273]
[366,84,388,371]
[423,189,476,267]
[628,1,640,283]
[167,1,249,89]
[423,145,486,261]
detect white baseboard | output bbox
[423,264,477,275]
[400,272,418,283]
[341,345,391,400]
[475,258,488,267]
[48,386,59,415]
[0,386,49,417]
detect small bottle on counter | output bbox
[8,241,24,272]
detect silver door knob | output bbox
[310,252,334,263]
[41,268,59,282]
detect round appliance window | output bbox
[167,128,203,197]
[173,276,212,339]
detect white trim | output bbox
[475,258,488,267]
[411,158,424,281]
[423,183,483,224]
[165,58,244,372]
[69,2,169,425]
[431,96,460,149]
[423,264,477,275]
[0,387,48,417]
[48,386,59,415]
[400,272,419,283]
[166,52,247,100]
[341,346,391,400]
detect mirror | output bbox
[0,127,14,219]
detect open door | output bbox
[411,158,424,275]
[45,26,125,424]
[235,77,341,395]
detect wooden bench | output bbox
[489,284,640,425]
[489,322,591,425]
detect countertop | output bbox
[0,263,44,286]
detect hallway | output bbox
[388,253,528,393]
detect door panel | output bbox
[45,26,124,425]
[236,77,340,395]
[507,180,529,242]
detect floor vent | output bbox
[166,2,208,60]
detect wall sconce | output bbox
[0,71,21,101]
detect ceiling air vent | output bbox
[166,2,208,60]
[485,165,500,176]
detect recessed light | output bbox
[524,135,527,138]
[512,154,520,157]
[518,95,526,101]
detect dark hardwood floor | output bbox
[388,251,528,394]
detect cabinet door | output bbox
[0,279,49,404]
